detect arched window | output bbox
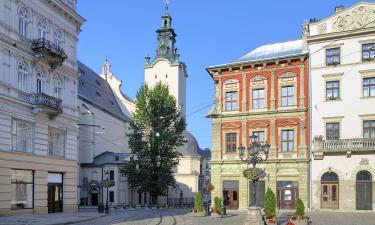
[321,172,339,182]
[38,19,47,39]
[36,69,48,94]
[357,171,372,181]
[53,75,63,99]
[18,7,30,37]
[54,29,63,49]
[17,61,29,92]
[356,171,372,210]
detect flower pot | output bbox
[265,217,277,225]
[210,212,221,218]
[193,211,205,217]
[290,219,307,225]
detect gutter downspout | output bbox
[308,46,313,213]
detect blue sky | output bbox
[77,0,361,150]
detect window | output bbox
[363,77,375,97]
[363,120,375,139]
[18,7,29,37]
[362,43,375,61]
[54,29,63,49]
[11,169,33,209]
[225,133,237,153]
[48,127,65,157]
[225,91,238,111]
[109,191,114,202]
[281,130,294,152]
[326,81,340,100]
[53,75,63,99]
[109,170,114,181]
[281,86,294,106]
[326,122,340,140]
[18,61,29,92]
[36,69,48,94]
[38,19,47,39]
[11,119,33,153]
[252,89,265,109]
[326,48,340,66]
[252,131,265,144]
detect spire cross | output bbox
[165,0,169,12]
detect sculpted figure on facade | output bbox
[333,6,375,32]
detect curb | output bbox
[52,214,108,225]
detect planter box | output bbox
[211,212,221,218]
[290,219,308,225]
[265,218,277,225]
[193,211,205,217]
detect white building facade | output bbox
[0,0,84,215]
[307,2,375,211]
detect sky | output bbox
[77,0,362,150]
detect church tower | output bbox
[144,1,187,118]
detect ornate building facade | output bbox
[307,2,375,211]
[206,40,309,210]
[0,0,84,215]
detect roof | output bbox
[197,148,211,159]
[78,61,130,122]
[81,151,130,167]
[177,131,199,156]
[207,39,307,69]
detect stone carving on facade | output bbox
[332,6,375,32]
[279,72,297,78]
[209,82,220,115]
[360,158,369,165]
[251,75,267,82]
[318,22,327,34]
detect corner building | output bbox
[206,40,309,210]
[0,0,84,215]
[307,2,375,211]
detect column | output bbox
[269,118,277,159]
[242,70,247,112]
[218,75,222,113]
[270,69,276,110]
[299,63,305,108]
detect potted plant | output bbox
[243,168,267,181]
[289,198,308,225]
[264,188,277,225]
[211,196,222,218]
[193,192,205,216]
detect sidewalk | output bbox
[0,212,107,225]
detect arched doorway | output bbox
[321,172,339,209]
[89,188,99,206]
[356,170,372,210]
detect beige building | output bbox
[307,2,375,211]
[0,0,84,215]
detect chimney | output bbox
[335,6,344,13]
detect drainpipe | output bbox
[308,48,313,212]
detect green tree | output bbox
[264,187,276,218]
[121,83,186,205]
[295,198,305,216]
[194,192,203,212]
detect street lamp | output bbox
[238,134,270,207]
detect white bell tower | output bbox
[144,0,187,118]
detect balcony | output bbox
[313,136,375,159]
[31,38,67,69]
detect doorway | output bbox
[321,172,339,209]
[223,181,239,209]
[356,171,372,210]
[48,183,63,213]
[277,181,298,209]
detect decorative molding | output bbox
[222,123,241,129]
[247,121,269,128]
[318,22,327,34]
[278,72,297,78]
[332,6,375,32]
[277,119,299,126]
[360,158,369,165]
[251,75,267,82]
[358,69,375,76]
[321,72,344,78]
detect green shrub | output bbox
[194,192,203,212]
[264,187,276,218]
[295,198,305,216]
[212,196,222,214]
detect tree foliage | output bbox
[120,83,186,204]
[264,187,276,218]
[194,192,203,212]
[295,198,305,216]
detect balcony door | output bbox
[321,172,339,209]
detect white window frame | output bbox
[17,61,29,92]
[37,19,48,39]
[36,69,48,94]
[11,118,34,153]
[54,29,63,49]
[53,75,63,99]
[48,127,65,158]
[18,7,30,37]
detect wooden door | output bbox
[223,188,239,209]
[277,187,297,209]
[321,183,339,209]
[48,184,63,213]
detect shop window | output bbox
[11,169,33,209]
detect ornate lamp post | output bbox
[239,134,270,225]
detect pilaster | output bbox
[211,119,222,160]
[218,76,222,113]
[242,70,247,112]
[298,116,307,159]
[269,118,277,159]
[270,69,276,110]
[299,64,305,108]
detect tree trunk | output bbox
[151,194,158,205]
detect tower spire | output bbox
[154,0,179,63]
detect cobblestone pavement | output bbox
[307,211,375,225]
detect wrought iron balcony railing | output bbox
[31,38,67,69]
[31,93,62,112]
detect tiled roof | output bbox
[78,61,130,122]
